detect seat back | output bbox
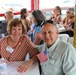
[58,34,69,42]
[68,37,73,45]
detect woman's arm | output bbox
[17,35,39,72]
[0,40,1,58]
[54,15,62,24]
[34,32,42,45]
[48,14,54,20]
[67,18,74,27]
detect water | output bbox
[46,13,66,19]
[0,11,66,21]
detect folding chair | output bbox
[58,34,69,42]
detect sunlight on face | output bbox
[41,23,58,47]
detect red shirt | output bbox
[0,35,38,61]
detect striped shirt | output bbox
[0,35,38,62]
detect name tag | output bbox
[6,46,14,53]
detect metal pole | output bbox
[73,4,76,48]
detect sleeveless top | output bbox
[33,25,44,45]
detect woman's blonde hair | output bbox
[7,18,26,34]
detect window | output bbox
[39,0,74,10]
[0,0,31,20]
[0,0,31,13]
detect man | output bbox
[0,11,14,38]
[36,20,76,75]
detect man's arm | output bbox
[62,44,76,75]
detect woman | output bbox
[0,18,38,72]
[62,8,75,37]
[32,10,46,45]
[62,8,74,27]
[49,6,62,24]
[20,8,30,32]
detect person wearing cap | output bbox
[62,8,75,37]
[36,20,76,75]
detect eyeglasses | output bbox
[40,20,56,27]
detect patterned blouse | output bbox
[0,35,38,62]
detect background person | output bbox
[31,10,46,45]
[0,18,38,72]
[0,10,14,38]
[62,8,75,37]
[20,8,31,33]
[49,6,62,24]
[36,20,76,75]
[62,8,74,27]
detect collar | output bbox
[45,38,60,53]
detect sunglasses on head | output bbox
[40,20,56,27]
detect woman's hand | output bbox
[4,58,14,64]
[5,59,10,63]
[65,26,73,31]
[18,59,34,72]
